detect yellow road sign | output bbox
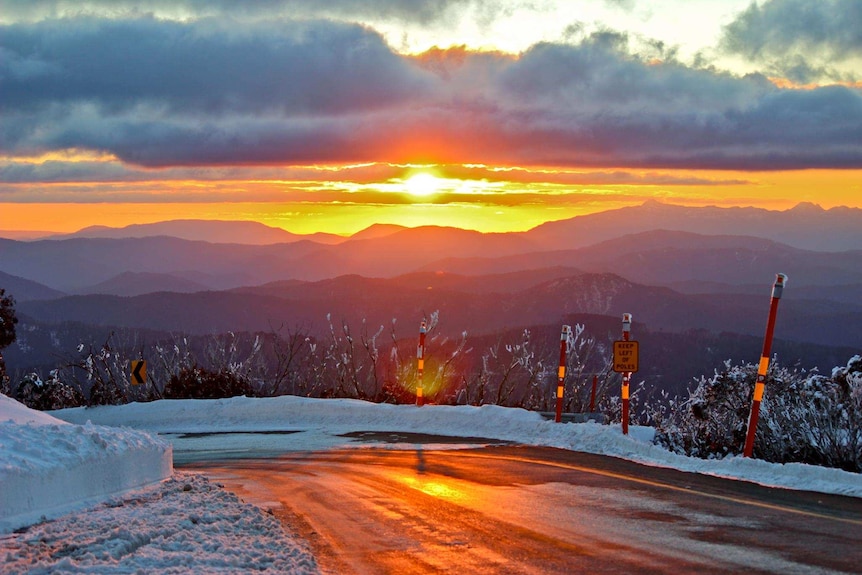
[131,360,147,385]
[613,341,639,373]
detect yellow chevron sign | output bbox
[131,360,147,385]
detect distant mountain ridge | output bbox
[9,201,861,251]
[417,230,862,288]
[0,271,66,302]
[52,219,346,246]
[2,215,861,295]
[16,270,862,348]
[523,201,862,252]
[347,224,408,241]
[80,271,210,297]
[0,230,57,241]
[0,225,541,292]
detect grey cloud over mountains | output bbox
[2,15,861,171]
[721,0,862,83]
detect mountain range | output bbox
[2,202,861,294]
[525,201,862,252]
[14,270,861,347]
[10,201,861,252]
[2,201,862,384]
[40,219,346,245]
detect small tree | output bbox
[267,324,314,397]
[66,334,134,406]
[480,329,539,407]
[563,324,615,414]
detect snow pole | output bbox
[621,313,632,436]
[743,273,787,458]
[589,374,597,413]
[555,325,571,423]
[416,320,426,406]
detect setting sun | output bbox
[403,173,444,197]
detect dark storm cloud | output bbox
[0,17,432,115]
[0,0,474,24]
[1,17,860,171]
[720,0,862,83]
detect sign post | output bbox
[612,314,637,435]
[743,273,787,458]
[416,320,426,406]
[555,325,571,423]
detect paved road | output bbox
[182,443,862,574]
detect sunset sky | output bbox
[1,0,861,236]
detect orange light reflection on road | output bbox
[399,475,466,501]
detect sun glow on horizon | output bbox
[1,165,859,237]
[403,173,444,197]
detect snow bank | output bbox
[0,393,65,425]
[52,395,862,499]
[1,473,318,574]
[1,394,172,534]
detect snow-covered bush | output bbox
[760,356,862,471]
[13,371,85,410]
[655,356,862,471]
[653,362,755,458]
[163,365,253,400]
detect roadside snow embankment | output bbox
[52,394,862,499]
[0,394,172,534]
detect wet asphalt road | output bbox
[182,442,862,575]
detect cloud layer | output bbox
[721,0,862,83]
[1,9,861,173]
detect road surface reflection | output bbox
[183,446,862,575]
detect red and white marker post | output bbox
[620,313,632,435]
[416,320,427,406]
[743,273,788,458]
[555,325,571,423]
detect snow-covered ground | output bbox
[3,393,861,573]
